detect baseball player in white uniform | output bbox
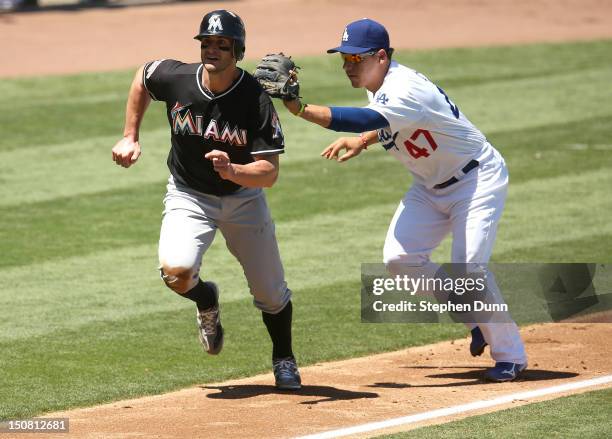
[283,18,527,382]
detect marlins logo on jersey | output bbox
[271,110,284,141]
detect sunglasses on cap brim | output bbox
[340,51,378,63]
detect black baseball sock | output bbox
[262,300,294,359]
[182,279,218,310]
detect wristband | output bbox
[359,132,369,150]
[295,102,307,117]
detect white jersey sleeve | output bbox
[366,81,425,133]
[366,61,489,188]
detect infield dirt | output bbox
[2,0,612,77]
[3,0,612,437]
[20,323,612,438]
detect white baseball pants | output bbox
[383,145,527,364]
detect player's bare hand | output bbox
[321,136,364,162]
[112,137,141,168]
[205,150,235,180]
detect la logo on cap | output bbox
[327,18,390,54]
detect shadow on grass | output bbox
[201,384,379,405]
[366,366,579,388]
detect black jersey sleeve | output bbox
[250,93,285,156]
[142,59,182,102]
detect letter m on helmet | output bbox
[194,10,247,61]
[208,15,223,32]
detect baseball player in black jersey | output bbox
[111,10,301,390]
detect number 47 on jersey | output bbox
[404,85,459,159]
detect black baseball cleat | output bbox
[470,326,488,357]
[273,356,302,390]
[196,282,224,355]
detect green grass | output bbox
[1,39,611,425]
[1,282,463,418]
[376,387,612,439]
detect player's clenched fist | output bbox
[205,150,235,180]
[321,136,365,163]
[112,137,142,168]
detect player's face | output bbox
[200,36,235,74]
[341,50,383,89]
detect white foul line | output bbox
[295,375,612,439]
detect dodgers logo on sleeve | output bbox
[378,128,398,150]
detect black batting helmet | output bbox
[194,10,246,61]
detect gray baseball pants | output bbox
[158,175,291,314]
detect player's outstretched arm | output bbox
[283,99,332,129]
[112,65,151,168]
[284,98,388,135]
[205,150,280,188]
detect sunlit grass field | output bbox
[378,387,612,438]
[1,40,611,422]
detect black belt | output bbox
[433,160,479,189]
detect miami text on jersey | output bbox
[171,102,247,146]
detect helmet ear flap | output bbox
[233,41,245,61]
